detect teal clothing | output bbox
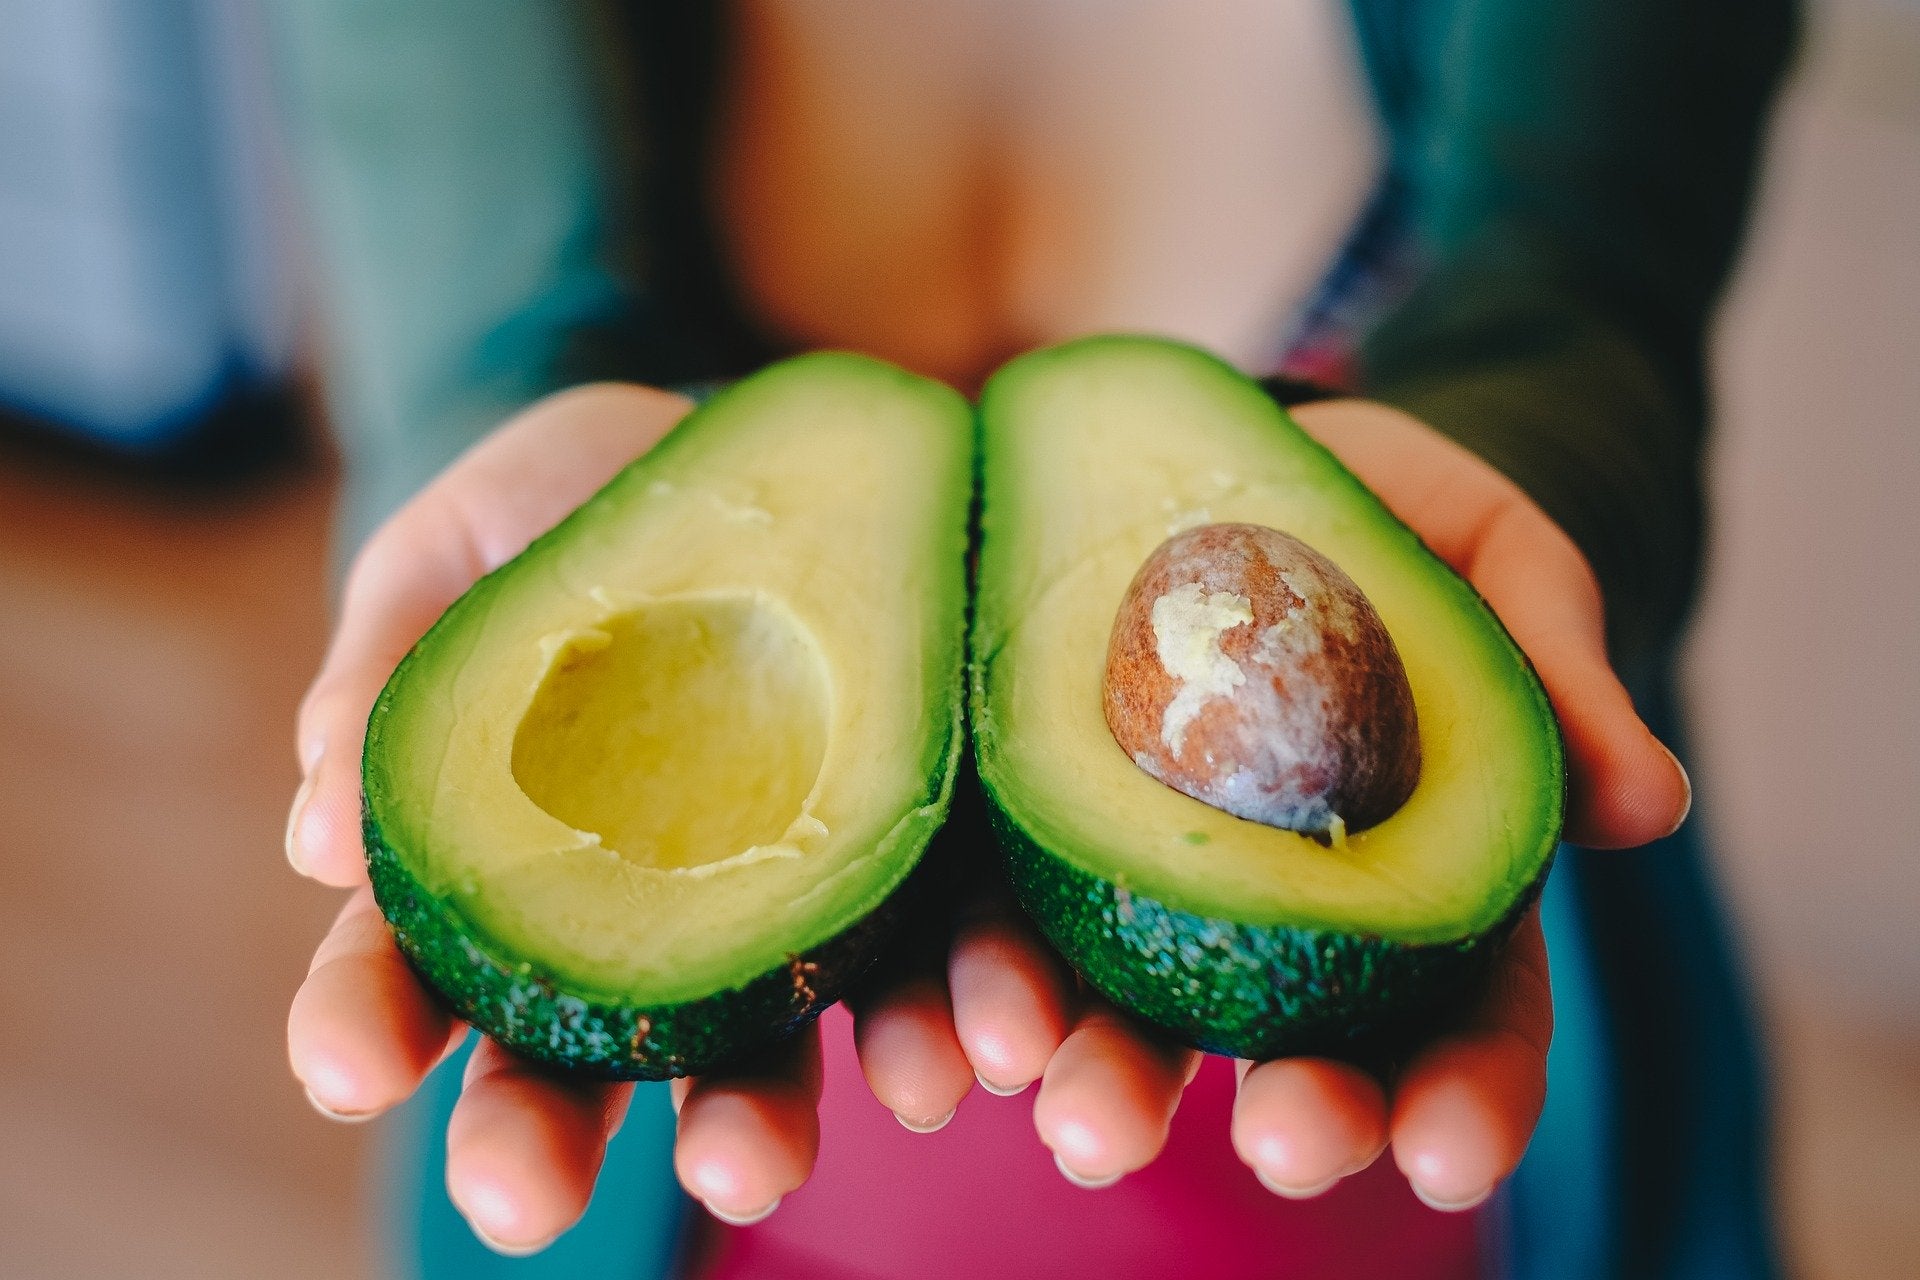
[1350,0,1795,662]
[272,0,1795,661]
[271,2,1795,1276]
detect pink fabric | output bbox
[698,1005,1481,1280]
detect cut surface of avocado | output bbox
[364,353,973,1077]
[972,337,1563,1057]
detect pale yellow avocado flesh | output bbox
[975,340,1562,944]
[365,357,971,1003]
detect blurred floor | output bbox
[1687,1,1920,1274]
[0,447,373,1279]
[1769,1007,1920,1280]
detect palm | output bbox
[285,388,1687,1250]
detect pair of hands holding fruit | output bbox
[285,377,1689,1254]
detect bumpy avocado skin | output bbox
[366,803,924,1080]
[989,790,1548,1060]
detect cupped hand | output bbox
[283,382,1089,1251]
[915,397,1692,1210]
[287,387,1688,1252]
[283,380,1080,1253]
[286,384,824,1250]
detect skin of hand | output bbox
[285,386,1690,1252]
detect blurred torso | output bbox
[697,10,1460,1276]
[715,0,1382,387]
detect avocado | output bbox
[971,337,1563,1060]
[363,353,974,1079]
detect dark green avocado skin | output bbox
[366,805,911,1081]
[987,787,1549,1061]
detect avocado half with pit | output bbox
[363,354,973,1079]
[971,337,1563,1060]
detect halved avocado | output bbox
[364,354,973,1079]
[971,337,1563,1059]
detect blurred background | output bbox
[0,1,1914,1276]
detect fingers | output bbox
[285,521,499,886]
[286,384,694,887]
[284,746,375,888]
[947,902,1076,1095]
[1389,910,1553,1211]
[290,889,637,1253]
[288,888,463,1118]
[1231,1058,1388,1197]
[1031,1002,1201,1186]
[287,386,704,1252]
[446,1038,633,1254]
[672,1023,825,1224]
[851,974,975,1132]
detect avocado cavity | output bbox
[512,595,831,876]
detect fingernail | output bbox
[285,770,317,875]
[1411,1182,1492,1214]
[706,1196,781,1226]
[605,1087,634,1139]
[1659,742,1693,837]
[469,1224,554,1258]
[896,1107,956,1134]
[1256,1168,1341,1200]
[304,1084,375,1124]
[1053,1152,1122,1190]
[975,1072,1028,1098]
[434,1025,471,1070]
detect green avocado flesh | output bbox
[972,337,1563,1059]
[364,354,973,1078]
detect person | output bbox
[274,2,1794,1275]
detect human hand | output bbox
[282,381,1104,1251]
[285,386,1687,1252]
[901,397,1693,1209]
[284,384,865,1250]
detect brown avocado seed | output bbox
[1103,522,1420,839]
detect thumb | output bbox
[1464,501,1690,849]
[1527,620,1691,849]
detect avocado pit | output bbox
[1103,522,1420,837]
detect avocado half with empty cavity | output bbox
[971,337,1563,1060]
[363,354,973,1079]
